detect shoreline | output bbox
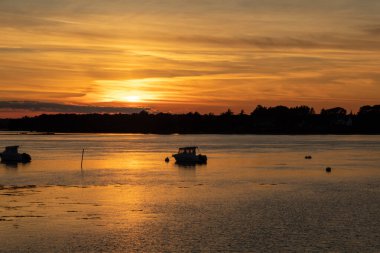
[2,130,380,135]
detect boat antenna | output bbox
[81,148,85,170]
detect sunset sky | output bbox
[1,0,380,117]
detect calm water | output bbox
[0,133,379,252]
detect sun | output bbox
[124,95,141,103]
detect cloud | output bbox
[364,26,380,36]
[0,90,86,100]
[170,34,380,51]
[0,46,124,55]
[0,101,147,114]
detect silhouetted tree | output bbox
[222,108,234,116]
[321,107,347,116]
[355,105,380,133]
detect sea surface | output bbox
[0,133,379,252]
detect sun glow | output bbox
[96,79,168,104]
[124,95,141,103]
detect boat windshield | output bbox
[4,146,19,153]
[178,147,197,154]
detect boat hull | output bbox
[172,154,207,164]
[0,153,31,163]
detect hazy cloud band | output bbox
[0,101,147,114]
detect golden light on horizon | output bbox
[102,90,147,104]
[94,78,173,105]
[124,95,141,103]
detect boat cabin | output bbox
[177,146,198,155]
[4,146,19,154]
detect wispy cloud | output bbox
[0,101,147,114]
[364,25,380,36]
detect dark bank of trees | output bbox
[4,105,380,134]
[0,119,9,130]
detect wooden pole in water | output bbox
[81,149,85,170]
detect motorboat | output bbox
[172,146,207,164]
[0,146,31,163]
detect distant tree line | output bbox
[2,105,380,134]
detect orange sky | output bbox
[1,0,380,117]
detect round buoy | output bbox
[326,167,332,173]
[165,157,170,163]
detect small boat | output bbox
[0,146,31,163]
[172,146,207,164]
